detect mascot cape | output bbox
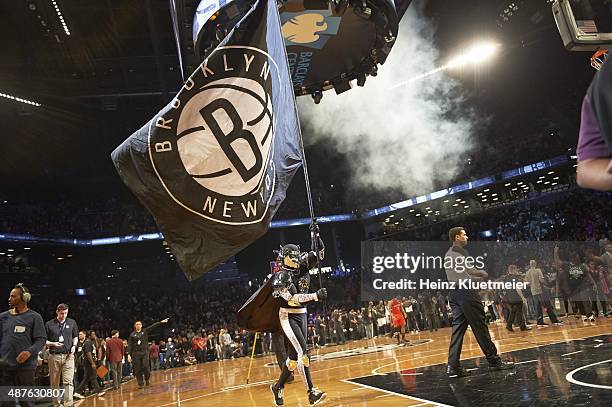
[238,276,281,333]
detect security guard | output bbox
[445,227,514,377]
[126,318,169,388]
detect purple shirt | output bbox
[577,96,609,161]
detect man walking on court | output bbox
[45,303,79,407]
[127,318,169,388]
[445,227,514,377]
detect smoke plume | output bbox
[297,1,482,201]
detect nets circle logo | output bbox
[177,77,273,197]
[148,46,277,225]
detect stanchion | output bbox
[246,332,259,384]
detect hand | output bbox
[127,355,132,363]
[54,342,64,348]
[91,362,96,370]
[161,318,170,323]
[70,346,76,355]
[316,288,327,301]
[16,351,31,364]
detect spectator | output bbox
[74,331,105,398]
[165,338,176,368]
[45,303,79,407]
[149,340,160,370]
[106,330,124,390]
[525,260,562,327]
[501,265,530,332]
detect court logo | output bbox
[281,8,341,49]
[149,46,276,225]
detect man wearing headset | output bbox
[0,283,46,406]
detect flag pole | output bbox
[271,0,328,323]
[246,332,259,384]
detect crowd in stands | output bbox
[378,190,610,243]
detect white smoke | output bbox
[297,1,482,201]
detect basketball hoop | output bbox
[590,49,608,70]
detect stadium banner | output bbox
[111,0,302,280]
[361,241,603,302]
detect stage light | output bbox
[448,42,499,69]
[51,0,70,36]
[0,92,41,107]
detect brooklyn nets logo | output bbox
[148,46,278,225]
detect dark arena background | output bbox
[0,0,611,406]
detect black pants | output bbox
[276,310,314,391]
[534,294,559,324]
[272,331,287,372]
[1,368,35,407]
[572,300,593,317]
[133,354,151,386]
[75,363,101,395]
[334,321,345,344]
[507,302,526,329]
[448,290,500,368]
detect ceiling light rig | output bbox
[50,0,70,36]
[0,92,41,107]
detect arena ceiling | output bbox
[0,0,597,199]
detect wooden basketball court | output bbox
[77,318,612,406]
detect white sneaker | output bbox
[589,316,595,322]
[73,393,85,400]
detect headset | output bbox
[15,283,31,303]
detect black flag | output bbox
[111,0,301,280]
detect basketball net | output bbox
[590,49,608,71]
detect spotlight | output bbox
[448,42,499,68]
